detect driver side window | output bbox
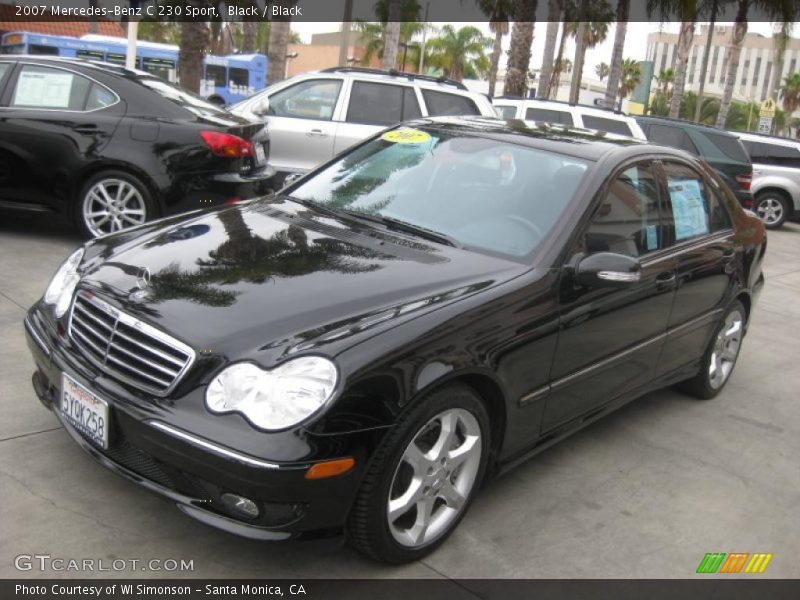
[268,79,342,121]
[583,163,662,258]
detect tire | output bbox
[347,384,490,564]
[754,191,789,229]
[76,170,156,238]
[677,301,746,400]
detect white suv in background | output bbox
[493,97,647,140]
[735,131,800,229]
[231,67,496,177]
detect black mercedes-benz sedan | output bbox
[24,117,766,564]
[0,56,274,237]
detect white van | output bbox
[493,97,647,140]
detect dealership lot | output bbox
[1,210,798,578]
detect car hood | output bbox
[79,199,525,366]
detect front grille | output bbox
[68,291,195,396]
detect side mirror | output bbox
[283,172,303,187]
[251,97,270,117]
[576,252,641,289]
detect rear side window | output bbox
[85,84,117,110]
[745,140,800,168]
[582,115,633,137]
[346,82,421,125]
[10,65,92,110]
[705,131,750,163]
[646,124,699,155]
[524,107,574,126]
[662,162,731,242]
[421,89,480,116]
[0,63,9,81]
[495,105,517,118]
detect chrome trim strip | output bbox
[24,316,50,356]
[147,421,283,470]
[519,385,550,407]
[641,232,733,268]
[550,308,724,390]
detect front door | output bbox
[543,161,677,431]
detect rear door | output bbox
[333,79,422,155]
[0,62,122,209]
[655,160,739,376]
[264,77,344,172]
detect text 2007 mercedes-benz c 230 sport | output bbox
[25,117,766,564]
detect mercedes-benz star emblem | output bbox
[135,266,151,290]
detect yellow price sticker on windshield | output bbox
[381,128,431,144]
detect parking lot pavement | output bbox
[1,210,799,579]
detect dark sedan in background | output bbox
[0,56,273,237]
[25,118,765,564]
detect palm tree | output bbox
[479,0,514,98]
[547,19,570,99]
[595,62,610,81]
[267,18,292,84]
[679,91,720,124]
[538,0,562,98]
[426,25,492,82]
[503,0,538,97]
[715,0,749,127]
[178,17,208,93]
[617,58,642,100]
[767,22,794,102]
[604,0,629,108]
[566,5,613,103]
[357,21,424,69]
[382,0,403,69]
[656,68,675,95]
[779,72,800,118]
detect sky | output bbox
[291,21,781,79]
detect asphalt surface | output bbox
[1,210,799,579]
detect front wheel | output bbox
[754,192,789,229]
[77,171,155,238]
[347,385,490,563]
[677,301,746,400]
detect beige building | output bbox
[285,30,380,78]
[647,25,800,104]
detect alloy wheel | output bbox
[708,308,744,390]
[755,197,784,226]
[83,178,147,237]
[387,408,482,548]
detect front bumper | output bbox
[24,308,380,540]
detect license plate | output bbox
[255,144,266,165]
[61,373,110,450]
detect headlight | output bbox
[44,248,84,318]
[206,357,338,431]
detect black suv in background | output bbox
[0,56,274,237]
[636,116,753,209]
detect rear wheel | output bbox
[347,384,489,563]
[754,191,789,229]
[77,171,155,238]
[677,301,745,400]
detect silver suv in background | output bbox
[735,131,800,229]
[230,67,496,179]
[492,97,647,140]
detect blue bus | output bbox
[0,31,267,104]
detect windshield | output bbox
[289,126,591,260]
[139,77,229,117]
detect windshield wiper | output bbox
[285,197,460,248]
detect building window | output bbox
[789,58,797,76]
[753,57,761,86]
[763,61,772,94]
[709,46,719,83]
[741,58,750,85]
[660,43,668,74]
[688,52,697,84]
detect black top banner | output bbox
[0,0,792,23]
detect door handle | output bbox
[306,128,329,138]
[655,271,676,291]
[721,248,735,262]
[73,124,99,134]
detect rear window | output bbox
[0,63,9,83]
[645,123,699,155]
[495,104,517,119]
[705,131,750,163]
[421,89,480,116]
[524,107,574,126]
[582,115,633,137]
[742,140,800,168]
[139,77,229,117]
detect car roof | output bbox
[0,54,144,78]
[493,96,631,119]
[735,131,800,148]
[636,115,740,138]
[300,67,477,94]
[406,116,684,161]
